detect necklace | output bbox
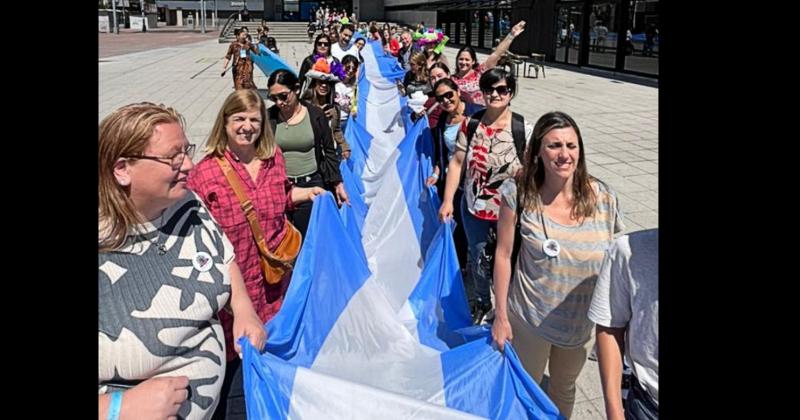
[451,102,466,123]
[151,211,168,255]
[282,104,303,129]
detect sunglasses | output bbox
[435,91,456,103]
[481,85,511,96]
[268,91,291,102]
[316,42,330,47]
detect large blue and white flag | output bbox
[240,39,563,419]
[252,44,297,78]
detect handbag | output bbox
[216,157,302,284]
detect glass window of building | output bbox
[623,0,659,75]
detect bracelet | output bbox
[107,391,123,420]
[430,172,440,180]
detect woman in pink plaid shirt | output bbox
[187,89,324,419]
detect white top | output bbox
[588,229,659,405]
[331,42,358,62]
[335,82,355,121]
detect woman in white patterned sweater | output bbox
[98,102,266,420]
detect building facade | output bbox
[386,0,659,78]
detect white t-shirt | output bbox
[331,42,357,62]
[334,82,354,122]
[588,229,659,406]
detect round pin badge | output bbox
[192,251,214,272]
[542,239,561,257]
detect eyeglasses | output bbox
[268,91,291,103]
[316,42,330,47]
[124,144,196,170]
[435,91,456,103]
[481,85,511,96]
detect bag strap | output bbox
[461,109,486,183]
[510,112,527,162]
[215,156,280,261]
[509,113,526,268]
[465,109,486,152]
[510,185,524,270]
[463,109,527,184]
[466,109,526,159]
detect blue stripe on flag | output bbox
[264,193,371,367]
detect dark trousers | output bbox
[625,377,658,420]
[287,171,325,239]
[434,180,468,269]
[212,357,246,420]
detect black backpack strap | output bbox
[468,110,525,161]
[466,109,487,152]
[511,112,527,162]
[510,185,524,271]
[510,113,527,266]
[432,109,449,173]
[461,109,486,184]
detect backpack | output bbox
[479,187,524,281]
[465,109,527,164]
[460,108,528,195]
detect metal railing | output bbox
[219,14,238,42]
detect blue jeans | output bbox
[625,377,658,420]
[460,196,494,305]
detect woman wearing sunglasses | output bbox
[438,68,533,324]
[266,69,350,239]
[301,60,350,161]
[427,78,483,285]
[298,33,341,83]
[428,78,484,189]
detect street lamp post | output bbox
[201,0,206,33]
[112,0,118,34]
[141,0,146,32]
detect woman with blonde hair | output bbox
[403,51,432,115]
[99,102,266,420]
[187,90,325,418]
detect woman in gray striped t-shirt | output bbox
[491,111,624,419]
